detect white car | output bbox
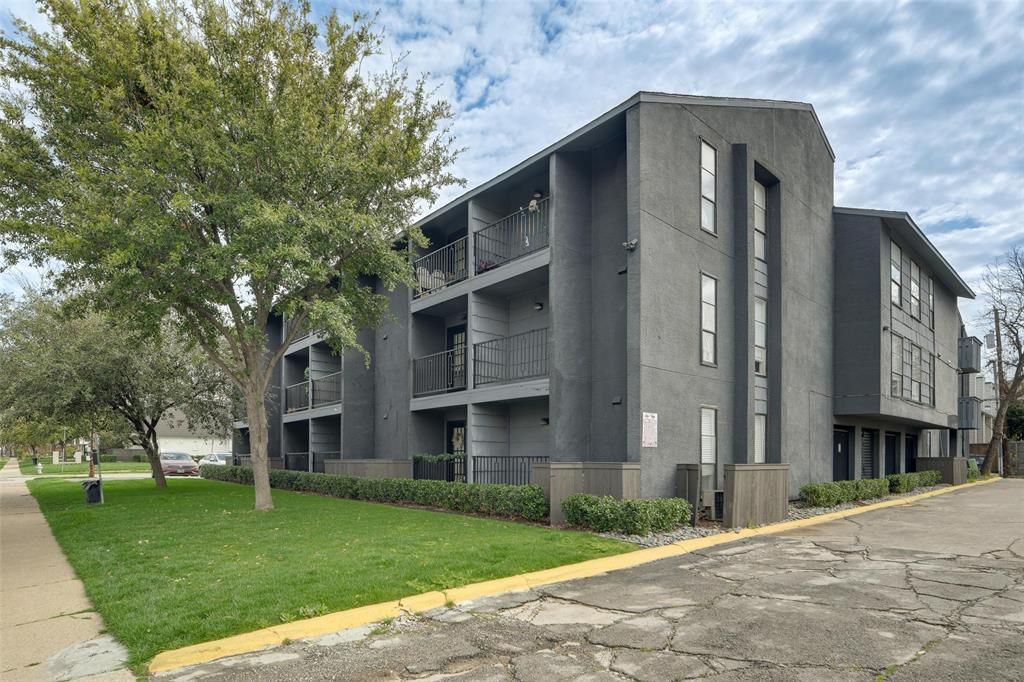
[199,453,233,466]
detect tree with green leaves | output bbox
[0,290,231,486]
[1,0,459,508]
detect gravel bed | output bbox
[602,484,949,548]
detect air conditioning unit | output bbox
[702,490,725,521]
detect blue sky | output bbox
[3,0,1022,337]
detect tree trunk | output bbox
[244,388,273,511]
[144,437,167,489]
[982,400,1010,475]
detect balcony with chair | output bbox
[475,197,550,275]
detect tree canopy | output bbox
[0,290,232,485]
[1,0,460,508]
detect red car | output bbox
[160,452,200,477]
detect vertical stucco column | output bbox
[731,144,755,464]
[549,151,593,462]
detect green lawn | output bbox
[19,459,154,475]
[28,478,632,671]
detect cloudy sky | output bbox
[2,0,1022,337]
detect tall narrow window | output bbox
[754,414,766,464]
[922,352,933,406]
[910,261,921,319]
[927,277,935,329]
[911,343,922,402]
[701,273,717,365]
[891,333,903,397]
[890,241,903,307]
[754,181,767,262]
[754,298,767,376]
[700,141,716,234]
[700,407,717,490]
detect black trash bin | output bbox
[82,479,102,504]
[32,456,38,466]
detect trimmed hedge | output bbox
[562,494,691,536]
[412,453,466,464]
[801,470,943,507]
[200,465,548,521]
[99,454,118,463]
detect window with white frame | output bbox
[754,298,767,376]
[700,407,717,489]
[700,141,716,234]
[701,273,717,365]
[754,414,766,463]
[910,261,921,319]
[754,181,767,262]
[891,241,903,307]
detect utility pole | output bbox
[993,307,1008,474]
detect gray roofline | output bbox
[414,91,835,228]
[834,206,976,299]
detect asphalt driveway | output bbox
[158,479,1024,681]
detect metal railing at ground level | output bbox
[312,450,339,473]
[471,455,548,486]
[413,457,467,483]
[285,451,309,471]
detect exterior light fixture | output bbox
[533,302,544,311]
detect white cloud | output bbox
[4,0,1022,342]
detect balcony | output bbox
[959,396,982,430]
[475,197,549,274]
[412,348,467,397]
[284,451,309,471]
[414,236,468,298]
[285,380,309,412]
[474,328,549,387]
[311,371,343,407]
[285,371,344,412]
[958,336,982,373]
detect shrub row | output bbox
[800,470,943,507]
[967,458,981,482]
[561,494,692,536]
[200,465,548,521]
[412,453,466,463]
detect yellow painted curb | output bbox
[149,475,1002,675]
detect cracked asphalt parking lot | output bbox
[159,480,1024,681]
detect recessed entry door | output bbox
[833,429,850,481]
[885,433,899,476]
[446,325,466,390]
[446,420,466,457]
[861,430,877,479]
[904,435,918,473]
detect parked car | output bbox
[199,453,233,467]
[160,452,200,477]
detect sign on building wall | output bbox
[642,412,658,448]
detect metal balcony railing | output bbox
[412,347,467,397]
[414,236,468,298]
[285,381,310,412]
[959,396,982,430]
[474,328,549,387]
[475,197,549,274]
[312,371,343,407]
[958,336,982,373]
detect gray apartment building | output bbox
[233,92,983,503]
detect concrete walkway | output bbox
[158,478,1024,681]
[0,458,132,681]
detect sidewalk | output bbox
[0,458,132,681]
